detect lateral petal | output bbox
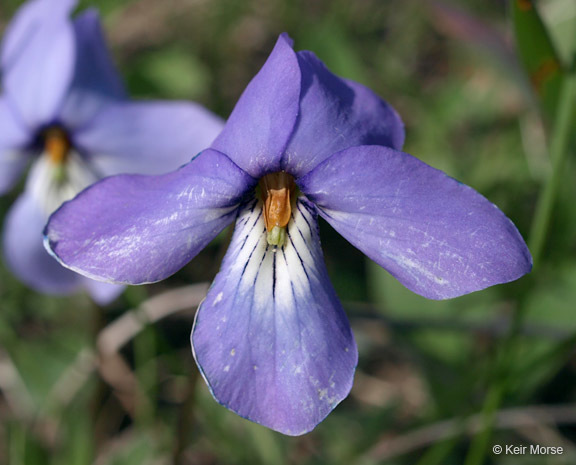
[75,100,224,176]
[299,145,532,300]
[192,198,357,435]
[0,98,30,194]
[45,149,254,284]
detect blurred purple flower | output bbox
[45,34,531,433]
[0,0,223,303]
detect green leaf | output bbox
[511,0,565,123]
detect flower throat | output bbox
[44,126,71,165]
[43,126,72,183]
[258,172,296,247]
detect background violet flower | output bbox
[0,0,224,303]
[45,34,532,434]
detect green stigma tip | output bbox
[267,226,287,247]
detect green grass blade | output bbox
[511,0,565,123]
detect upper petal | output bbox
[0,97,30,194]
[210,33,301,178]
[192,198,357,436]
[45,149,254,284]
[75,100,225,176]
[299,145,532,300]
[1,0,75,67]
[58,9,127,130]
[282,51,405,177]
[1,0,76,128]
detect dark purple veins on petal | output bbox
[192,197,357,435]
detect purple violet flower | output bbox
[0,0,223,303]
[45,34,532,434]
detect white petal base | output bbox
[192,198,358,435]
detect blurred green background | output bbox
[1,0,576,463]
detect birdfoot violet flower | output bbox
[45,34,532,434]
[0,0,223,303]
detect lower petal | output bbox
[192,198,357,436]
[299,145,532,300]
[26,151,99,217]
[82,277,125,305]
[3,192,82,294]
[3,183,123,304]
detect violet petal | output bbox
[3,192,83,294]
[299,145,532,299]
[0,98,30,194]
[45,149,254,284]
[282,51,405,177]
[211,33,300,178]
[59,9,127,130]
[192,198,357,435]
[75,101,224,176]
[82,277,125,305]
[1,0,76,128]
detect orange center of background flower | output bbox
[45,127,71,166]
